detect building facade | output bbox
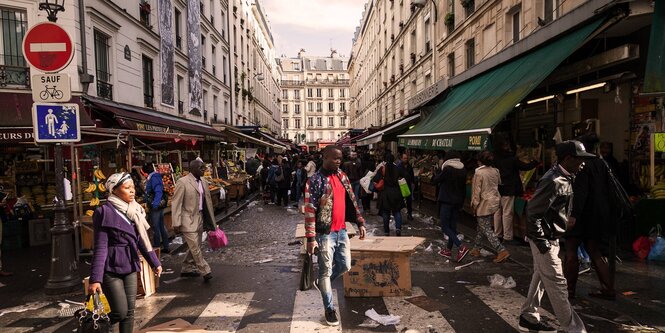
[229,0,281,135]
[278,50,350,147]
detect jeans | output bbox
[351,181,362,212]
[294,184,303,204]
[381,209,403,234]
[440,204,462,249]
[316,229,351,311]
[276,188,289,206]
[102,272,137,333]
[149,208,169,251]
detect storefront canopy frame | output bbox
[398,17,605,151]
[357,114,420,146]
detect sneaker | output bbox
[203,273,213,282]
[494,250,511,263]
[518,315,556,332]
[396,229,402,236]
[180,271,201,277]
[438,248,453,259]
[457,246,470,263]
[579,263,591,275]
[324,309,340,326]
[469,248,481,257]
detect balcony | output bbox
[97,80,113,100]
[0,64,30,88]
[178,100,184,114]
[144,94,154,108]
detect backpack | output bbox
[275,166,285,183]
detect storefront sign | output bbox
[398,133,489,151]
[0,128,34,143]
[135,122,183,134]
[655,133,665,153]
[408,78,448,111]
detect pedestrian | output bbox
[0,214,12,277]
[360,152,376,212]
[171,158,216,282]
[88,172,162,333]
[304,156,317,180]
[470,150,510,263]
[275,155,292,207]
[493,140,540,244]
[518,140,594,333]
[432,150,469,262]
[260,158,272,203]
[305,145,366,326]
[342,151,363,210]
[143,163,170,253]
[292,160,305,207]
[564,134,615,300]
[372,152,407,236]
[267,157,279,204]
[397,153,416,221]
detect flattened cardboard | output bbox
[343,251,412,297]
[137,319,206,333]
[349,236,424,253]
[294,222,357,238]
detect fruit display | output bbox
[85,210,94,216]
[651,179,665,199]
[156,163,176,196]
[639,165,665,190]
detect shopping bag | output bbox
[207,227,228,250]
[649,237,665,261]
[398,178,411,197]
[219,187,226,200]
[372,166,385,192]
[299,253,314,291]
[360,171,375,194]
[75,292,111,333]
[633,236,652,260]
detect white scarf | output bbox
[107,194,153,252]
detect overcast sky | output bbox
[261,0,367,59]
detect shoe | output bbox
[589,290,616,300]
[579,263,591,275]
[396,229,402,236]
[438,248,453,259]
[469,248,481,257]
[203,273,213,282]
[408,214,414,221]
[457,246,470,263]
[384,231,390,236]
[494,250,511,263]
[180,271,201,277]
[518,315,556,332]
[324,309,340,326]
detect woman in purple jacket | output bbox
[88,172,162,333]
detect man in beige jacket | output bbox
[171,158,216,282]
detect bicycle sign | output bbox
[32,73,71,102]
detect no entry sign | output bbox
[22,22,74,73]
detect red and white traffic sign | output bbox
[22,22,74,73]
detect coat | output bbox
[471,166,501,217]
[91,202,161,283]
[569,157,611,239]
[171,173,216,233]
[145,172,165,210]
[372,163,407,212]
[432,158,467,206]
[494,151,539,196]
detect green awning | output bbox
[399,17,604,150]
[643,0,665,95]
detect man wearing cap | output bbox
[518,140,594,333]
[171,158,216,282]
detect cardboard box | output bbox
[137,319,206,333]
[80,216,94,250]
[343,236,424,298]
[137,248,160,298]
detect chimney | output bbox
[298,48,306,58]
[330,49,338,58]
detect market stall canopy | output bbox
[221,126,283,150]
[84,96,225,140]
[0,93,95,128]
[357,114,420,146]
[398,17,605,151]
[257,131,289,151]
[642,0,665,96]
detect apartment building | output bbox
[277,50,350,148]
[229,0,281,135]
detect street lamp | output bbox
[39,0,66,22]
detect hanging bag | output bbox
[360,170,375,194]
[75,292,111,333]
[207,226,229,250]
[648,225,665,261]
[372,166,385,192]
[299,253,314,291]
[398,178,411,197]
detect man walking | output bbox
[171,158,216,282]
[397,153,415,220]
[143,163,170,253]
[518,141,594,333]
[342,151,363,210]
[305,145,366,326]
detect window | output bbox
[316,88,322,97]
[316,117,322,127]
[294,104,301,114]
[139,1,150,27]
[201,35,206,68]
[424,16,431,52]
[316,102,322,112]
[466,39,475,68]
[94,30,113,100]
[340,116,347,127]
[308,117,314,127]
[222,55,227,83]
[213,95,218,121]
[340,88,346,98]
[328,102,334,112]
[282,104,288,113]
[464,0,475,18]
[328,117,334,127]
[544,0,560,23]
[294,90,300,100]
[211,45,216,75]
[142,55,154,107]
[0,7,29,87]
[447,52,455,77]
[339,102,346,112]
[283,118,289,129]
[307,88,313,97]
[512,11,521,43]
[283,90,288,99]
[221,10,226,37]
[295,118,301,129]
[328,89,334,98]
[307,102,313,112]
[209,0,214,23]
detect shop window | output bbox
[142,55,154,107]
[0,7,29,87]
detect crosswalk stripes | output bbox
[194,292,255,333]
[383,287,456,333]
[133,295,177,330]
[290,289,342,333]
[467,285,560,331]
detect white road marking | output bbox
[383,286,456,333]
[194,292,254,333]
[29,43,67,52]
[290,289,342,333]
[133,295,177,330]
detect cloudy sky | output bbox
[261,0,367,58]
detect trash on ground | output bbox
[160,271,174,275]
[248,201,258,208]
[424,243,435,253]
[480,249,494,257]
[254,259,273,264]
[651,300,664,305]
[365,308,400,326]
[351,310,359,314]
[488,274,516,289]
[438,286,445,290]
[455,281,473,284]
[580,313,659,332]
[455,259,483,271]
[457,234,465,241]
[358,318,381,328]
[405,295,449,312]
[226,231,248,235]
[0,283,5,288]
[257,207,264,212]
[0,301,51,317]
[171,236,183,245]
[622,291,637,296]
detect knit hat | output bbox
[106,172,133,193]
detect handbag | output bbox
[372,166,385,192]
[75,292,111,333]
[360,170,375,194]
[207,227,229,250]
[299,253,314,291]
[398,178,411,197]
[648,225,665,261]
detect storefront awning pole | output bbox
[128,136,134,172]
[70,144,80,262]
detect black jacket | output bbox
[275,163,292,189]
[431,159,467,206]
[568,157,611,238]
[342,158,363,182]
[397,161,415,186]
[494,151,539,196]
[372,163,407,211]
[526,164,574,253]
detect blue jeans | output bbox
[440,203,462,249]
[351,181,362,212]
[149,208,169,250]
[316,229,351,311]
[381,209,403,234]
[577,245,590,264]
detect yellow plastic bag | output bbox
[85,292,111,313]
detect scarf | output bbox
[107,194,153,252]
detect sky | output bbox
[261,0,367,59]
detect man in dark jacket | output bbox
[397,153,416,220]
[518,141,593,333]
[142,163,170,253]
[493,141,539,243]
[275,155,291,207]
[341,151,363,210]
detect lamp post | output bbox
[412,0,439,83]
[38,0,81,294]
